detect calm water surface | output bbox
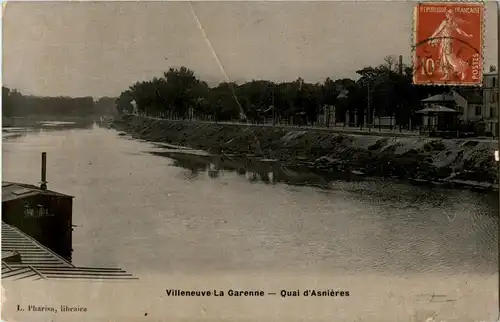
[2,125,498,277]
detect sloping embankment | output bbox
[113,115,498,188]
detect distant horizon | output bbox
[3,1,498,97]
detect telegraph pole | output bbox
[272,86,276,126]
[367,80,371,132]
[399,55,403,132]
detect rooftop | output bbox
[421,90,482,105]
[1,222,137,281]
[455,90,483,105]
[416,104,460,114]
[421,91,456,103]
[2,181,73,202]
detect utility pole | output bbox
[367,80,371,132]
[272,86,276,126]
[399,55,403,132]
[326,105,330,128]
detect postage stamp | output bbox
[413,2,484,86]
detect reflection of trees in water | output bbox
[274,166,333,189]
[268,172,274,183]
[207,163,220,179]
[183,168,199,180]
[171,158,206,172]
[244,170,275,185]
[3,132,28,140]
[167,153,336,188]
[246,171,260,183]
[222,158,327,187]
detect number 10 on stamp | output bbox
[413,2,484,86]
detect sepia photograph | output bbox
[1,1,499,321]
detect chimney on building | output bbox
[40,152,47,190]
[490,65,497,72]
[398,55,403,75]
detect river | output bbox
[2,122,498,321]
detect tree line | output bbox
[117,56,484,128]
[2,87,117,118]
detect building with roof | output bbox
[2,181,74,262]
[415,104,460,135]
[420,89,483,124]
[481,68,498,136]
[454,90,484,123]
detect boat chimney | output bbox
[40,152,47,190]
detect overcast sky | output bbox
[3,1,498,97]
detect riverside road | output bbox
[131,114,499,142]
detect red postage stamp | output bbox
[413,2,484,86]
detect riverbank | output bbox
[112,115,499,191]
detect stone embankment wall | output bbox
[112,115,498,187]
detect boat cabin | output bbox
[1,153,73,262]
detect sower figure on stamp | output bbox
[428,9,473,81]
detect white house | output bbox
[481,67,498,136]
[420,90,482,124]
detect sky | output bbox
[3,1,498,98]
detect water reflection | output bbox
[151,149,500,205]
[151,150,351,189]
[3,121,97,141]
[3,127,497,279]
[207,163,220,179]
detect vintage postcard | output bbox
[1,1,499,321]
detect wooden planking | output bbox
[1,222,73,267]
[2,222,136,281]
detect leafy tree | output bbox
[209,82,241,121]
[163,67,201,118]
[117,57,464,129]
[2,87,98,117]
[116,90,134,114]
